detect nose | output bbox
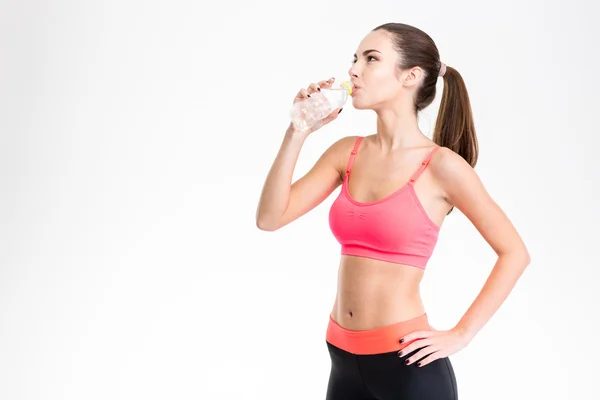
[348,63,359,79]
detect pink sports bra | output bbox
[328,136,441,269]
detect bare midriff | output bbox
[330,255,426,331]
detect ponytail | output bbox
[433,66,478,168]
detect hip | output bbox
[326,312,430,355]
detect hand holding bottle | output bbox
[288,77,351,135]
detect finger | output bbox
[399,330,434,344]
[414,351,443,368]
[397,338,433,357]
[297,88,311,99]
[321,107,343,125]
[310,108,341,133]
[320,77,335,88]
[307,82,321,94]
[404,346,437,366]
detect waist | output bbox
[330,299,426,329]
[332,254,426,327]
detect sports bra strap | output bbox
[346,136,364,175]
[409,146,441,183]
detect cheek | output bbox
[353,85,396,108]
[378,85,400,102]
[368,67,393,85]
[375,74,397,97]
[351,69,399,108]
[365,71,398,99]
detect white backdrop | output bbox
[1,0,599,399]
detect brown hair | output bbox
[373,23,479,214]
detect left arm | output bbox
[437,148,531,339]
[398,148,531,366]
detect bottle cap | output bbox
[340,81,353,95]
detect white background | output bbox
[1,0,599,399]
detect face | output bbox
[348,30,423,111]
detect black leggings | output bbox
[326,341,458,400]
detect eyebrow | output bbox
[353,49,381,58]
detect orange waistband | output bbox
[326,313,431,355]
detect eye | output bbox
[351,55,378,64]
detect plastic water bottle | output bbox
[290,81,353,131]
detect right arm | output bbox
[255,126,354,231]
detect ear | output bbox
[402,66,424,88]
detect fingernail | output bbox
[307,94,311,98]
[399,338,404,343]
[338,108,343,114]
[398,351,402,356]
[417,362,422,367]
[405,359,410,365]
[317,87,321,91]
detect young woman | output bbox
[256,22,530,400]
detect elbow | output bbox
[519,242,531,267]
[504,248,531,269]
[523,249,531,267]
[496,245,531,269]
[255,216,280,232]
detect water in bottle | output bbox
[290,81,353,131]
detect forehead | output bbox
[354,30,395,56]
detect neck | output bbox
[374,108,428,153]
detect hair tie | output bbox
[438,62,447,77]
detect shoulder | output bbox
[329,135,364,152]
[329,134,375,156]
[316,135,364,178]
[429,146,469,171]
[315,136,360,179]
[322,134,363,161]
[428,146,481,200]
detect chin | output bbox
[351,97,370,110]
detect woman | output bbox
[256,22,530,400]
